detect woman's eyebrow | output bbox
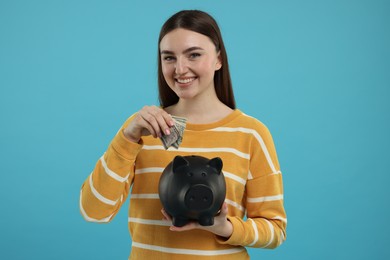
[160,46,204,55]
[183,47,204,53]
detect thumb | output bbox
[220,202,228,217]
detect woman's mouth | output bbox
[176,77,197,84]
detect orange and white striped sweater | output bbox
[80,109,287,259]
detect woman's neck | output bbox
[166,96,233,124]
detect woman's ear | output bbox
[215,52,222,71]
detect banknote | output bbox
[160,115,187,149]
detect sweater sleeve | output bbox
[80,116,143,223]
[216,123,287,248]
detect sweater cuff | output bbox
[215,216,243,245]
[110,128,143,161]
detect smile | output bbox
[176,77,196,84]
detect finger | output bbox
[140,112,161,138]
[144,107,172,138]
[151,108,174,136]
[169,222,199,232]
[137,106,161,137]
[154,113,172,136]
[161,209,172,221]
[218,202,228,217]
[215,202,228,219]
[163,112,175,127]
[141,120,157,138]
[133,109,156,138]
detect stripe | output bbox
[247,194,283,203]
[248,219,259,246]
[211,127,278,173]
[89,174,117,206]
[135,167,164,174]
[272,216,287,224]
[142,145,166,150]
[131,193,160,199]
[100,155,129,183]
[270,170,282,175]
[132,241,245,256]
[279,230,285,246]
[79,190,113,223]
[225,199,245,212]
[247,170,253,180]
[128,217,171,226]
[261,219,275,248]
[142,145,250,160]
[223,171,246,185]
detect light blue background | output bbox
[1,0,389,259]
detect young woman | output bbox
[80,10,287,259]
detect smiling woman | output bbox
[157,10,235,112]
[160,29,222,105]
[80,10,287,260]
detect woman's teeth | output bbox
[177,78,195,84]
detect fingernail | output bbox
[165,129,170,135]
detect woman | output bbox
[80,10,287,259]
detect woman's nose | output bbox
[175,57,188,75]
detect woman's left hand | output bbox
[161,202,233,238]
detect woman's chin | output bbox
[172,88,197,100]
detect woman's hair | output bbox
[157,10,236,109]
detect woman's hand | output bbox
[161,203,233,238]
[123,106,174,143]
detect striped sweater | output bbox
[80,109,287,259]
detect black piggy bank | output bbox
[159,155,226,227]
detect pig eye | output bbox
[201,172,207,177]
[187,172,194,177]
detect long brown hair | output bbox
[158,10,236,109]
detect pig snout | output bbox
[184,184,213,211]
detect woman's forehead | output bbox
[160,28,215,52]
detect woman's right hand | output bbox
[123,106,174,143]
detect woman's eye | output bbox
[163,56,175,61]
[189,53,201,59]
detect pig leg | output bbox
[172,216,189,227]
[199,215,214,226]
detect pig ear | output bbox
[172,156,189,173]
[208,157,223,174]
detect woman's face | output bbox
[159,28,221,101]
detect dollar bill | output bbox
[172,116,186,147]
[160,115,187,149]
[160,126,179,149]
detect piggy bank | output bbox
[159,155,226,227]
